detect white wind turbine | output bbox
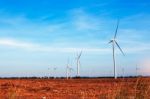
[68,67,74,78]
[53,67,57,79]
[136,64,140,77]
[66,59,74,79]
[66,60,69,79]
[122,67,125,78]
[109,20,125,79]
[76,51,82,77]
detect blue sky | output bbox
[0,0,150,77]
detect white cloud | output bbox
[0,38,150,55]
[0,38,110,53]
[70,9,102,31]
[0,38,36,48]
[0,9,149,55]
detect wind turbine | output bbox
[122,68,125,78]
[53,67,57,79]
[136,64,140,77]
[66,59,70,79]
[109,20,125,79]
[48,68,51,78]
[66,59,74,79]
[68,67,74,78]
[76,51,82,77]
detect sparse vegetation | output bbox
[0,77,150,98]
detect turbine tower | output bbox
[109,20,125,79]
[76,51,82,77]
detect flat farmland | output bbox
[0,77,150,98]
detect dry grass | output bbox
[0,77,150,98]
[112,77,150,99]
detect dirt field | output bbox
[0,77,150,99]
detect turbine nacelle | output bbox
[109,39,115,43]
[109,39,124,56]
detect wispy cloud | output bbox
[0,38,35,48]
[70,9,101,31]
[0,8,149,55]
[0,38,150,55]
[0,38,110,53]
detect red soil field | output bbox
[0,77,150,98]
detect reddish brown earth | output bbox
[0,78,150,98]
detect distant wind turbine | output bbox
[53,67,57,79]
[76,51,82,77]
[69,68,74,78]
[109,20,125,79]
[66,58,74,79]
[66,60,69,79]
[136,64,140,77]
[122,68,125,78]
[48,68,51,78]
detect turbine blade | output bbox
[78,51,82,59]
[114,19,119,39]
[115,41,125,56]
